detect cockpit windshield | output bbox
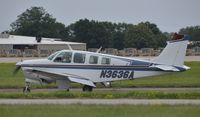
[54,52,72,63]
[47,51,59,60]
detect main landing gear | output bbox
[82,85,93,92]
[23,82,31,93]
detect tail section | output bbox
[153,33,190,67]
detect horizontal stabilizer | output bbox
[151,65,180,71]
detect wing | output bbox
[30,68,96,87]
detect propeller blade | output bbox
[13,66,21,75]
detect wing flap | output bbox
[68,77,96,87]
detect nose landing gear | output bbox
[23,82,31,93]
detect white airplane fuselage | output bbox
[21,52,168,84]
[16,34,190,91]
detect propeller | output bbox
[13,62,22,76]
[13,48,25,75]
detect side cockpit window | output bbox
[54,52,72,63]
[74,53,86,63]
[101,57,110,65]
[48,52,59,60]
[89,55,98,64]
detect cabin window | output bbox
[101,57,110,65]
[48,52,59,60]
[54,52,72,63]
[74,53,86,63]
[89,55,98,64]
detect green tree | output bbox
[68,19,115,48]
[179,26,200,41]
[124,24,155,49]
[67,19,129,49]
[124,22,167,49]
[10,7,68,39]
[139,22,167,47]
[111,23,129,49]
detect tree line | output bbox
[8,7,200,49]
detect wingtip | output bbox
[183,65,191,70]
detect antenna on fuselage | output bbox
[67,44,73,50]
[96,46,102,53]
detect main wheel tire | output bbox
[27,87,31,92]
[83,85,93,92]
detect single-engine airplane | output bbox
[14,33,190,92]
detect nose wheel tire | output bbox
[82,85,93,92]
[23,82,31,93]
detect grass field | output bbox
[0,62,200,88]
[117,62,200,87]
[0,104,200,117]
[0,63,24,88]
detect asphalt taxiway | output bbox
[0,99,200,105]
[0,88,200,105]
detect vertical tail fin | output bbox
[153,34,190,67]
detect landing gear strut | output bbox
[23,82,31,93]
[82,85,93,92]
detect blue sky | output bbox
[0,0,199,32]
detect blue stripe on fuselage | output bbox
[21,64,162,71]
